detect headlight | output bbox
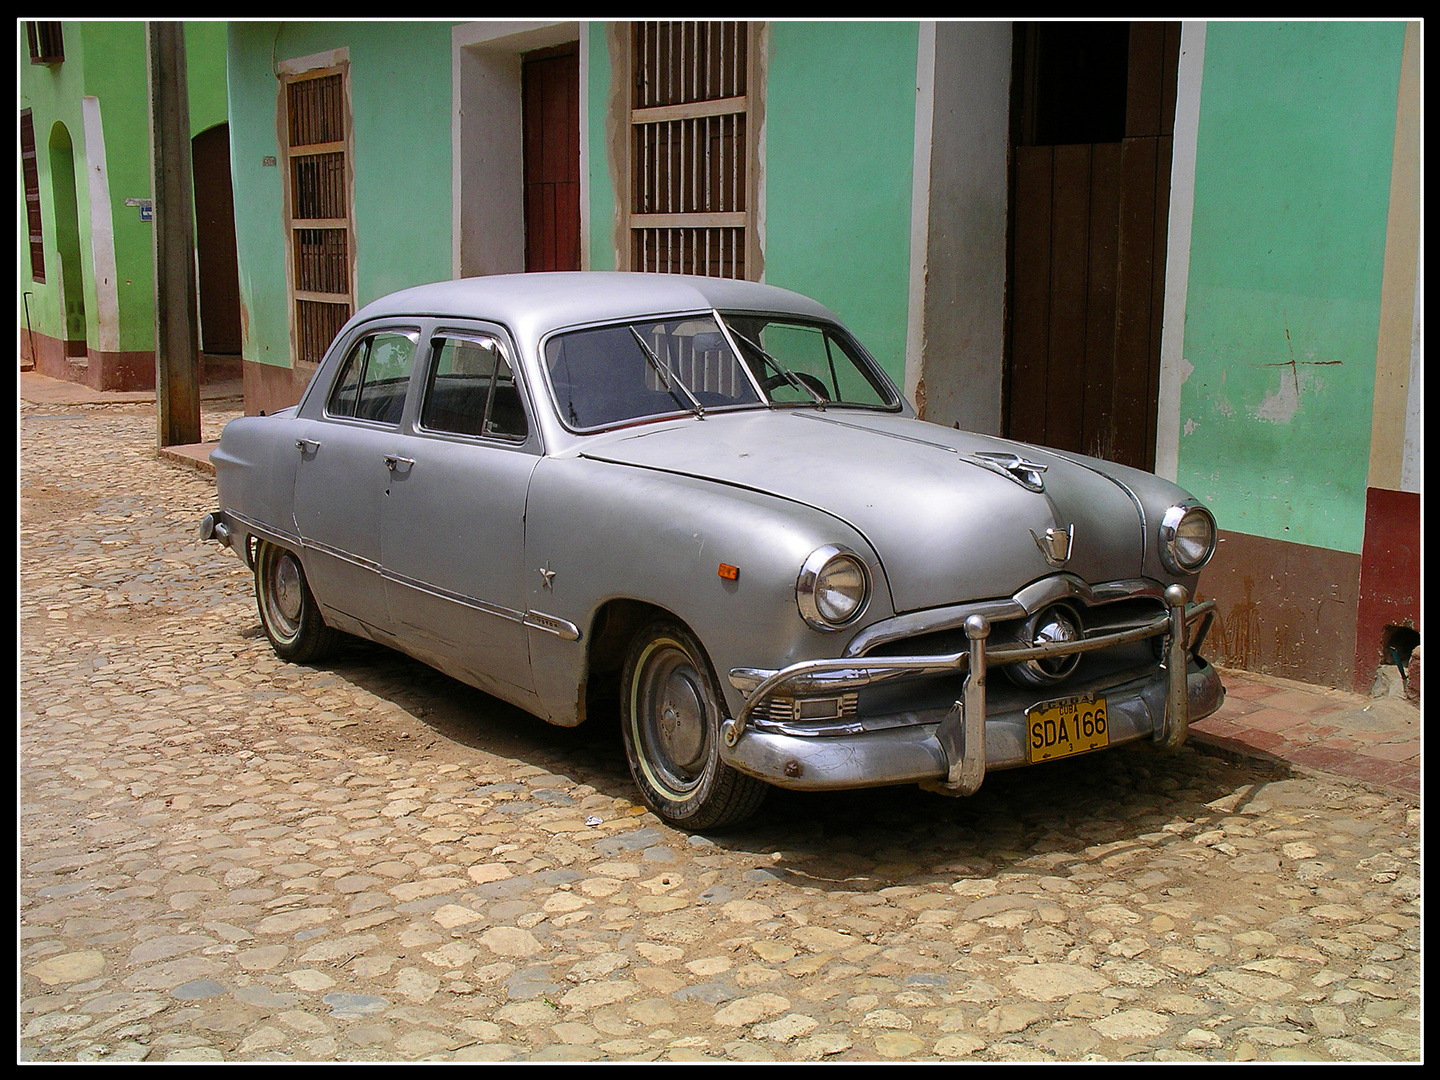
[797,545,871,630]
[1159,504,1217,574]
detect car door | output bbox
[381,326,542,701]
[291,325,420,638]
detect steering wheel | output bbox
[761,371,831,402]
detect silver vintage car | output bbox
[203,272,1223,830]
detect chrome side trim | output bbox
[385,568,525,624]
[297,533,384,575]
[224,508,303,552]
[276,521,531,629]
[523,611,582,642]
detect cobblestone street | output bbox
[20,396,1422,1062]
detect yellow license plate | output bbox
[1026,695,1109,763]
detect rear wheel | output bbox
[254,540,341,663]
[621,619,767,831]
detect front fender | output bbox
[522,454,892,724]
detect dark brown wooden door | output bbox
[522,44,581,273]
[192,123,242,355]
[1006,22,1179,471]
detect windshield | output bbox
[543,311,900,432]
[545,315,760,431]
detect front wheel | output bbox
[621,620,767,831]
[253,540,341,663]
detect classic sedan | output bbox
[202,272,1223,830]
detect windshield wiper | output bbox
[630,326,705,418]
[724,326,826,408]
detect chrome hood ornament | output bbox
[972,451,1048,492]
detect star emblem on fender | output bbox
[538,567,556,589]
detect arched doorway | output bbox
[47,122,87,361]
[192,122,242,358]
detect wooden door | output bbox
[192,123,242,355]
[1006,22,1179,471]
[522,44,581,273]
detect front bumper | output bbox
[721,585,1222,794]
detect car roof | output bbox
[350,271,842,344]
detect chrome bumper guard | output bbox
[723,586,1214,795]
[199,510,233,547]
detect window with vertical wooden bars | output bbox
[283,69,353,365]
[628,21,752,279]
[21,109,45,282]
[27,22,64,65]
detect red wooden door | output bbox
[522,45,581,273]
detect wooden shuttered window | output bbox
[27,22,64,65]
[282,68,354,365]
[21,109,45,282]
[627,21,756,280]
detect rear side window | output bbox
[326,329,420,423]
[419,335,529,442]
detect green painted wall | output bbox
[585,22,617,272]
[1178,22,1405,554]
[762,22,918,388]
[19,21,229,354]
[228,22,454,369]
[21,28,89,348]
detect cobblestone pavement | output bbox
[20,399,1422,1062]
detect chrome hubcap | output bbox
[274,554,303,624]
[656,672,707,773]
[635,641,713,794]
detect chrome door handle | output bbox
[383,455,415,471]
[295,438,321,453]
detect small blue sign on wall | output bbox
[125,197,153,222]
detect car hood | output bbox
[579,410,1149,613]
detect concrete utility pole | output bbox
[146,21,202,447]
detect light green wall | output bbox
[19,21,229,354]
[585,22,616,272]
[1178,21,1406,554]
[761,22,918,388]
[21,25,90,347]
[228,22,454,369]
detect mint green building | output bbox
[19,20,234,389]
